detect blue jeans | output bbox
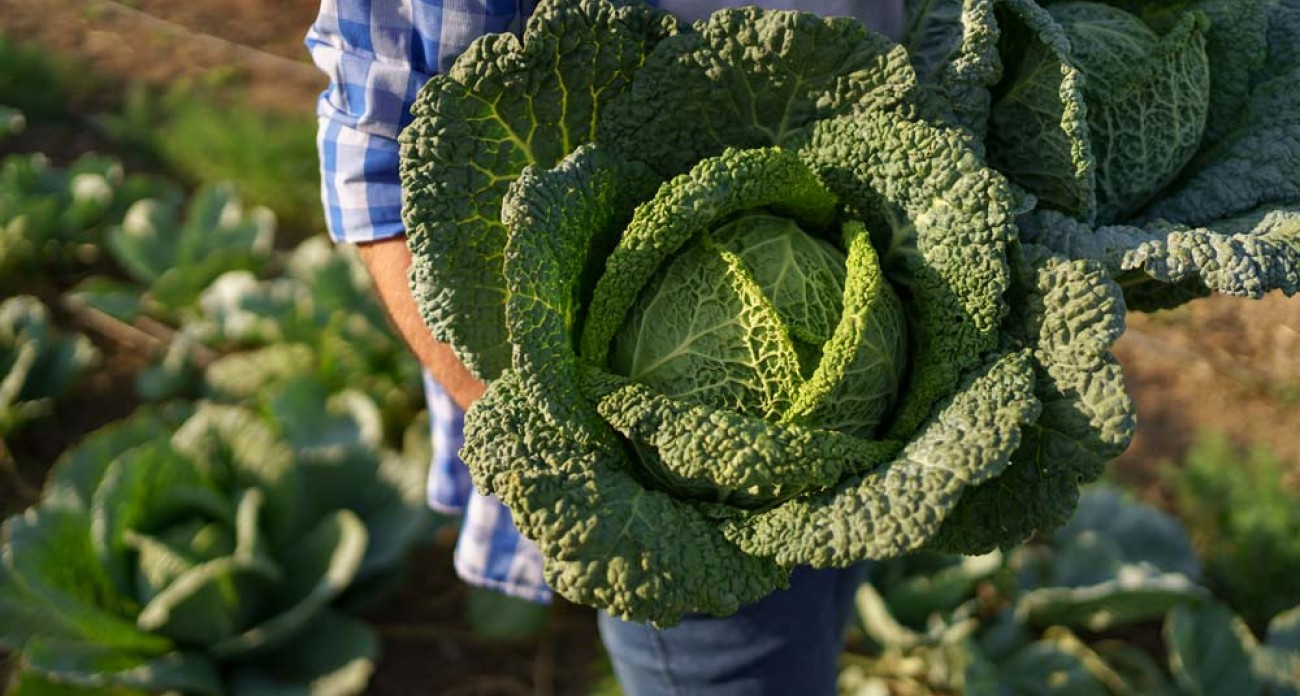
[596,563,869,696]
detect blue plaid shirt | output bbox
[308,0,905,603]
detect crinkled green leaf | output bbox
[903,0,973,87]
[1022,206,1300,311]
[782,221,907,437]
[712,214,847,354]
[1142,66,1300,227]
[805,107,1014,439]
[598,6,916,176]
[399,0,678,379]
[1181,0,1267,141]
[610,237,804,420]
[1165,603,1266,696]
[1066,3,1209,223]
[463,369,788,625]
[498,144,660,430]
[986,0,1096,221]
[1086,0,1268,142]
[905,0,1001,135]
[582,369,899,508]
[1265,0,1300,76]
[723,350,1038,566]
[928,248,1133,553]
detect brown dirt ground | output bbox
[1110,293,1300,503]
[1,0,324,115]
[3,1,1300,693]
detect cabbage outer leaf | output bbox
[598,6,915,177]
[904,0,971,84]
[1141,66,1300,227]
[907,0,1003,135]
[986,0,1096,221]
[929,246,1134,552]
[722,349,1039,566]
[1265,0,1300,77]
[400,0,678,379]
[1023,207,1300,310]
[804,107,1014,438]
[584,369,902,506]
[1077,0,1268,142]
[462,368,790,625]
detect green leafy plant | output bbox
[0,296,99,438]
[838,487,1300,696]
[399,0,1135,624]
[195,238,424,440]
[908,0,1300,310]
[0,395,431,696]
[0,154,177,283]
[1168,432,1300,629]
[95,183,275,320]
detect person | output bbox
[307,2,905,693]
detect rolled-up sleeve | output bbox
[307,0,526,243]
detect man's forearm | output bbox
[354,237,486,411]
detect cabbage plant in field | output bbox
[0,402,430,695]
[907,0,1300,309]
[840,488,1300,696]
[0,154,176,283]
[0,296,98,438]
[400,0,1136,624]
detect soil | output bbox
[2,2,1299,695]
[1,0,324,116]
[1110,294,1300,504]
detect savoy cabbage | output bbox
[399,0,1142,624]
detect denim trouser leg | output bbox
[596,563,869,696]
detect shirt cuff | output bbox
[316,116,408,243]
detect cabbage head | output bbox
[400,0,1134,624]
[0,401,428,695]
